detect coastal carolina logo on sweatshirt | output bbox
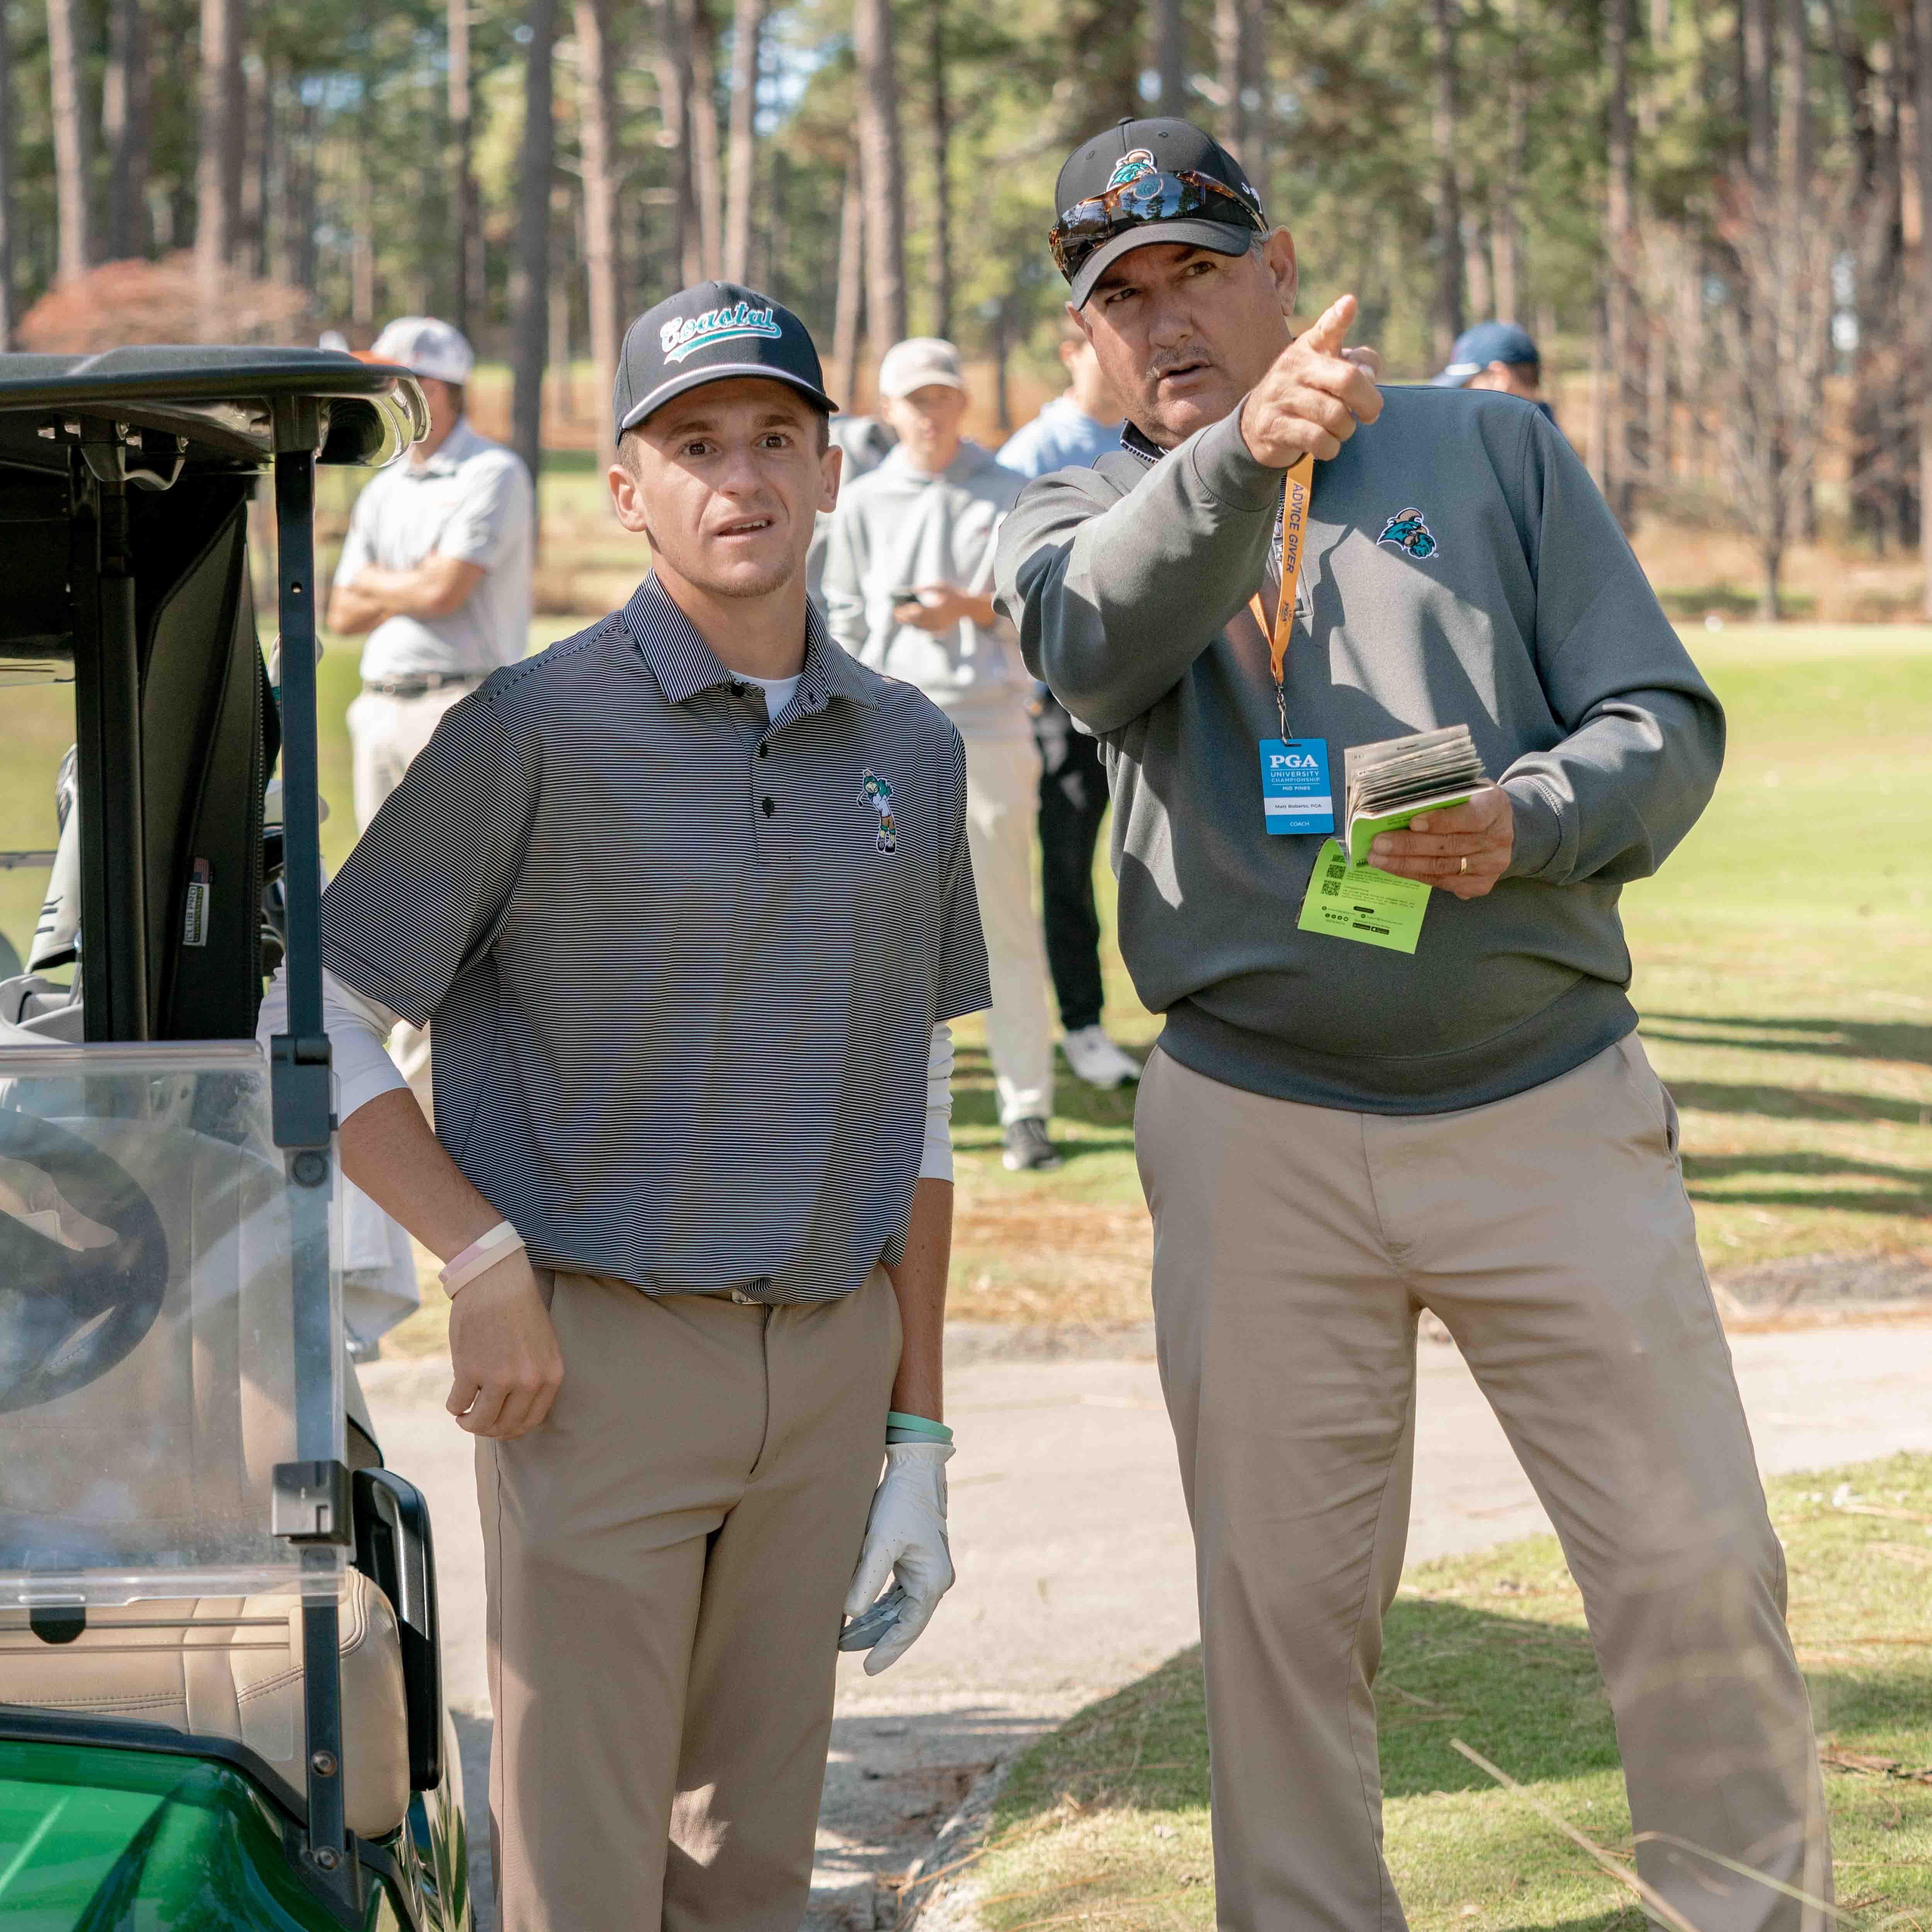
[1377,508,1440,560]
[660,302,783,365]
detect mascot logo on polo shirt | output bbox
[1378,507,1440,560]
[859,769,898,854]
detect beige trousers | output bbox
[962,733,1056,1126]
[478,1267,900,1932]
[347,682,471,1118]
[1135,1037,1827,1932]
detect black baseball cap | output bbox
[613,281,838,438]
[1053,117,1267,308]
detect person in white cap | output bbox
[823,338,1061,1172]
[327,315,535,1117]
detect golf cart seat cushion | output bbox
[0,1567,410,1838]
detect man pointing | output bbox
[997,117,1826,1932]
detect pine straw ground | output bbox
[917,1454,1932,1932]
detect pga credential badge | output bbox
[859,769,898,854]
[1377,507,1440,560]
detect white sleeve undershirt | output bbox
[256,970,957,1182]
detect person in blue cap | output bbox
[1432,318,1553,419]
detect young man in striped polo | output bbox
[288,282,990,1932]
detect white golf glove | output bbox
[842,1440,954,1675]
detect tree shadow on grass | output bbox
[994,1592,1925,1840]
[1643,1015,1932,1070]
[1680,1149,1932,1221]
[1665,1079,1932,1128]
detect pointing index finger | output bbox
[1300,294,1358,359]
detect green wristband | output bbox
[886,1410,954,1445]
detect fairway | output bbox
[2,620,1926,1318]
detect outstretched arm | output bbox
[996,296,1381,733]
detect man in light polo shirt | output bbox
[328,315,534,1115]
[271,283,988,1931]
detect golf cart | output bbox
[0,349,473,1929]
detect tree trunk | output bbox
[1759,541,1780,622]
[1463,202,1492,318]
[47,0,92,282]
[722,0,763,281]
[832,150,865,408]
[242,49,267,276]
[1916,0,1932,614]
[1058,0,1141,144]
[511,0,558,527]
[0,2,15,345]
[650,0,697,284]
[1782,0,1816,542]
[928,0,952,337]
[1154,0,1185,117]
[1587,297,1609,490]
[1605,0,1637,525]
[195,0,245,299]
[104,0,151,260]
[689,0,723,279]
[1428,0,1463,364]
[1241,0,1269,210]
[1493,0,1526,320]
[1214,0,1243,155]
[852,0,906,347]
[1741,0,1773,180]
[449,0,481,335]
[577,0,621,468]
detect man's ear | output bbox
[820,440,844,515]
[608,451,652,534]
[1264,226,1298,319]
[1066,298,1094,346]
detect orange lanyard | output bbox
[1247,454,1313,740]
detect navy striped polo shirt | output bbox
[320,575,991,1303]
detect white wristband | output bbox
[439,1219,526,1296]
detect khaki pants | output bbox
[963,733,1056,1126]
[346,683,472,1117]
[1135,1038,1827,1932]
[478,1267,900,1932]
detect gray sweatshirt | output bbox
[823,442,1033,740]
[993,386,1724,1114]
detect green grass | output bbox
[962,1455,1932,1932]
[4,619,1927,1322]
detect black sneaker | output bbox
[1002,1117,1063,1172]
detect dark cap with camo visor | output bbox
[613,281,838,438]
[1051,118,1267,308]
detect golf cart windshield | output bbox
[0,1041,343,1606]
[0,349,422,1614]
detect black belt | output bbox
[362,672,484,698]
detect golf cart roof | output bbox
[0,345,426,472]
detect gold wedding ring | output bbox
[1459,855,1468,876]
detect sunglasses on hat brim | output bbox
[1049,169,1265,281]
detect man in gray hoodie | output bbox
[825,337,1061,1172]
[996,116,1825,1932]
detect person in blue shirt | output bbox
[996,323,1140,1092]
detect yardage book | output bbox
[1342,724,1488,868]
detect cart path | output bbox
[361,1316,1932,1932]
